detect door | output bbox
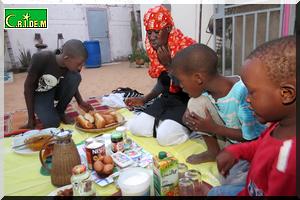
[86,9,111,63]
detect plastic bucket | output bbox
[118,167,151,196]
[83,40,101,68]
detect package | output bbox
[153,151,179,196]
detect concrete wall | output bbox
[4,4,133,70]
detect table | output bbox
[3,108,220,196]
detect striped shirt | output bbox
[204,78,266,142]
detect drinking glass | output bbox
[184,169,202,196]
[179,177,194,196]
[178,163,188,179]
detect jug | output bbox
[39,130,81,187]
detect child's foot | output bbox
[186,150,218,164]
[60,114,74,124]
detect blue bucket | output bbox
[83,40,101,68]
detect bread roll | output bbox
[94,113,106,129]
[77,115,94,129]
[102,114,116,124]
[109,111,123,122]
[84,113,94,124]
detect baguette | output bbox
[84,113,94,124]
[102,114,116,124]
[109,111,123,122]
[94,113,106,129]
[77,115,94,129]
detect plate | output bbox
[47,184,73,196]
[75,115,126,133]
[11,128,60,155]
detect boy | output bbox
[125,5,195,146]
[212,36,296,196]
[23,39,93,129]
[170,43,265,165]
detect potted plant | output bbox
[134,48,145,65]
[18,48,32,73]
[128,48,149,67]
[128,10,149,67]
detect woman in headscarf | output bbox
[125,5,196,146]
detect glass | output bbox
[178,163,188,179]
[184,169,202,196]
[179,177,194,196]
[71,165,96,196]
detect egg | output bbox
[103,155,114,165]
[93,160,104,173]
[102,164,114,175]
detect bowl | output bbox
[118,167,151,196]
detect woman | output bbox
[126,5,195,146]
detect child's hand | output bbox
[186,108,217,133]
[216,150,237,177]
[78,101,94,113]
[182,109,191,126]
[125,97,145,107]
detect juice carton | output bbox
[153,151,179,196]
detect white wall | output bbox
[5,4,133,69]
[171,4,200,42]
[200,4,214,49]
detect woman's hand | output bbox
[125,97,145,107]
[157,46,171,67]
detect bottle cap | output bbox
[111,132,122,140]
[158,151,167,159]
[116,126,126,132]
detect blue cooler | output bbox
[83,40,101,68]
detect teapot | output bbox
[39,130,81,187]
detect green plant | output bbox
[130,11,138,53]
[18,48,31,70]
[128,48,149,63]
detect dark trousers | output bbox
[34,71,81,128]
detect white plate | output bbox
[11,128,60,155]
[47,184,72,196]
